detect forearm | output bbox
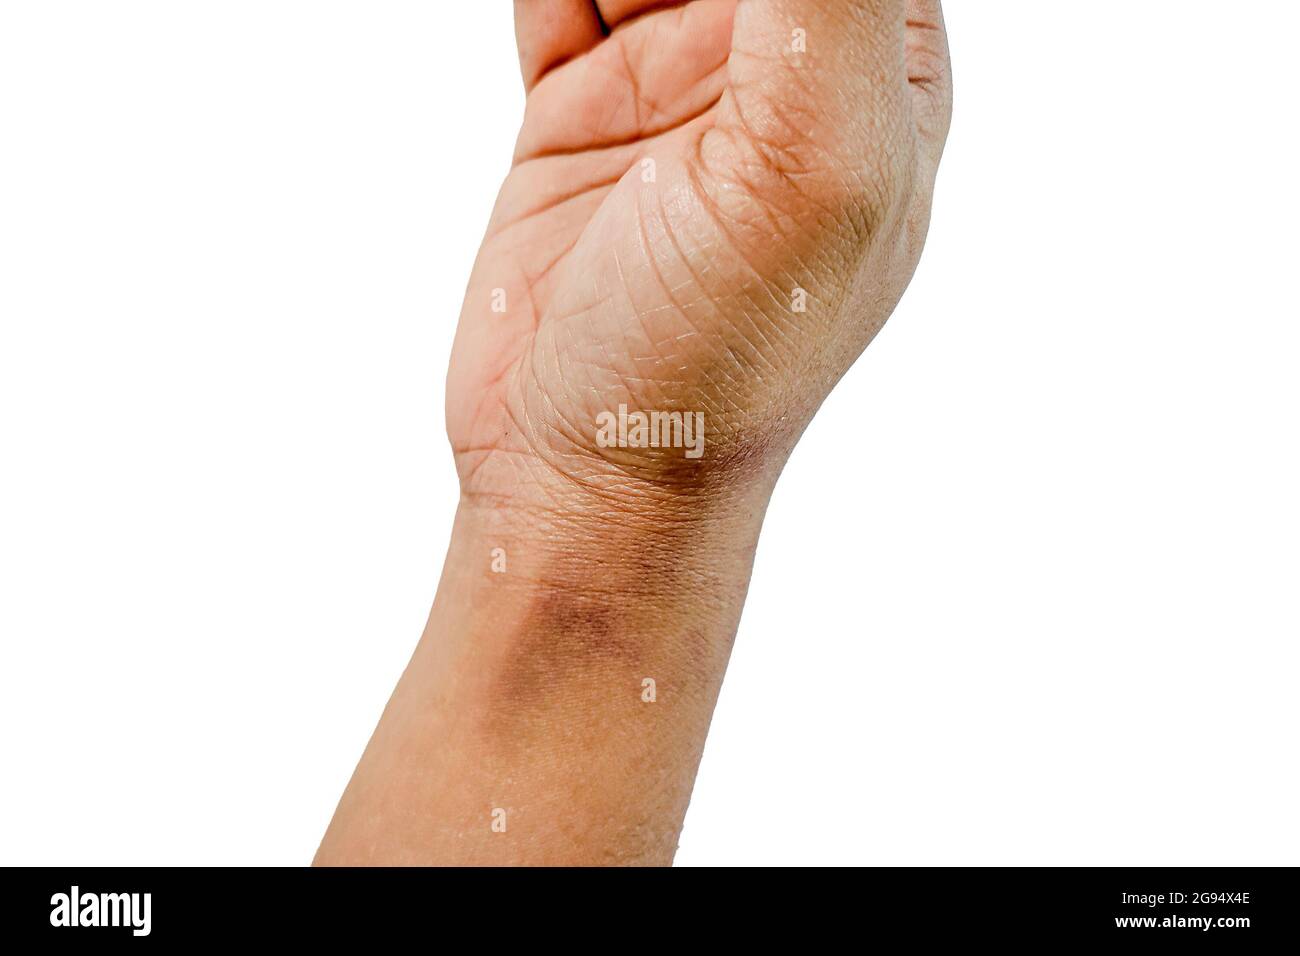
[315,483,773,866]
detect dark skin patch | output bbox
[481,576,647,740]
[475,543,738,743]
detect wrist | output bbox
[437,469,777,737]
[452,469,777,600]
[318,441,782,866]
[452,426,786,553]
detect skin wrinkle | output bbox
[600,0,693,34]
[513,89,722,165]
[678,153,823,379]
[533,130,806,470]
[499,171,624,237]
[633,183,707,382]
[646,182,802,398]
[514,16,730,164]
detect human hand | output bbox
[449,0,951,511]
[319,1,951,866]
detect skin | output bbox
[316,0,951,866]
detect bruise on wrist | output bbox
[472,540,735,746]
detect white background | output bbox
[2,2,1297,866]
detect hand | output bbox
[450,0,951,512]
[318,1,951,866]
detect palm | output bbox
[449,1,950,499]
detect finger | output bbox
[514,0,606,92]
[906,0,953,158]
[514,0,735,163]
[593,1,683,31]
